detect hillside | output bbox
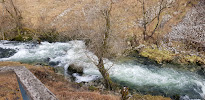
[0,0,202,55]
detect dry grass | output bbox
[130,94,171,100]
[0,72,23,100]
[0,61,120,100]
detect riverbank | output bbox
[136,44,205,66]
[0,61,171,100]
[0,61,120,100]
[132,43,205,71]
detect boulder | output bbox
[67,64,84,74]
[48,61,60,66]
[0,47,16,58]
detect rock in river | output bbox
[0,47,16,58]
[67,64,84,75]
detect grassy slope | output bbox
[0,61,171,100]
[0,62,119,100]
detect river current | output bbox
[0,40,204,99]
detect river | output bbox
[0,40,204,100]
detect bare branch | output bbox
[3,0,22,31]
[149,0,167,38]
[88,0,114,90]
[84,51,98,66]
[138,0,168,40]
[106,62,114,72]
[138,0,143,4]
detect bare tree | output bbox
[87,0,114,90]
[2,0,22,34]
[138,0,167,40]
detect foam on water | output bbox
[73,73,100,83]
[109,63,205,98]
[0,40,205,99]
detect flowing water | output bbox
[0,40,204,99]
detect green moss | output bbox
[12,34,23,41]
[183,55,205,65]
[8,27,36,41]
[11,34,33,41]
[6,27,62,42]
[140,47,176,64]
[138,45,205,66]
[88,86,98,91]
[39,31,59,43]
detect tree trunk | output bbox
[2,32,4,40]
[97,58,113,90]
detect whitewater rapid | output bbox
[0,40,204,99]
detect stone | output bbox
[68,64,84,74]
[0,47,16,58]
[49,61,60,66]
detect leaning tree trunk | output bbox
[97,58,113,90]
[94,0,113,90]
